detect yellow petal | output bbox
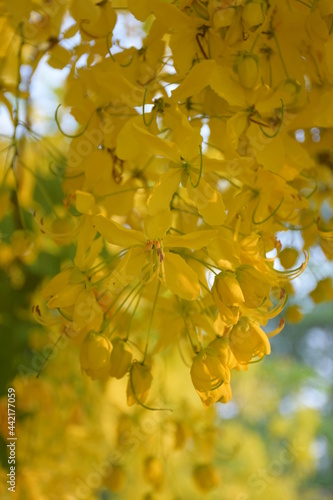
[163,230,217,250]
[127,361,152,406]
[75,190,96,215]
[106,248,147,291]
[163,252,200,300]
[47,283,85,309]
[149,0,201,30]
[210,64,247,107]
[131,122,180,163]
[73,289,103,331]
[188,179,226,226]
[171,60,216,103]
[93,215,146,247]
[144,209,172,239]
[147,169,181,215]
[75,217,102,270]
[41,268,72,301]
[128,0,150,20]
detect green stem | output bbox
[176,296,200,353]
[125,289,143,341]
[129,363,172,412]
[252,196,284,225]
[273,33,289,78]
[143,280,160,363]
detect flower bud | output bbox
[109,338,132,379]
[193,464,220,492]
[237,54,259,89]
[191,349,229,393]
[212,271,244,324]
[143,456,164,489]
[79,332,112,379]
[191,345,231,407]
[127,361,153,406]
[104,465,125,492]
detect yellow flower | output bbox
[79,332,112,380]
[193,464,220,493]
[109,338,132,379]
[143,456,164,489]
[229,317,271,366]
[191,342,231,407]
[103,465,125,493]
[93,213,216,301]
[127,361,153,407]
[212,271,245,325]
[42,267,85,309]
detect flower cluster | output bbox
[1,0,333,410]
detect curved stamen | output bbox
[189,145,203,188]
[55,105,97,139]
[142,87,155,127]
[252,196,284,225]
[259,99,284,139]
[106,32,134,67]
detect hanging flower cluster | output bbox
[1,0,333,410]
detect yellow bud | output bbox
[279,248,299,269]
[127,361,152,406]
[237,54,259,89]
[191,346,231,407]
[104,465,125,492]
[229,317,271,365]
[285,305,304,324]
[213,271,245,307]
[109,338,132,379]
[310,278,333,304]
[191,349,228,393]
[209,337,237,370]
[212,271,244,325]
[143,456,164,489]
[218,380,232,404]
[79,332,112,379]
[11,230,34,258]
[174,421,189,450]
[193,464,220,492]
[242,2,265,27]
